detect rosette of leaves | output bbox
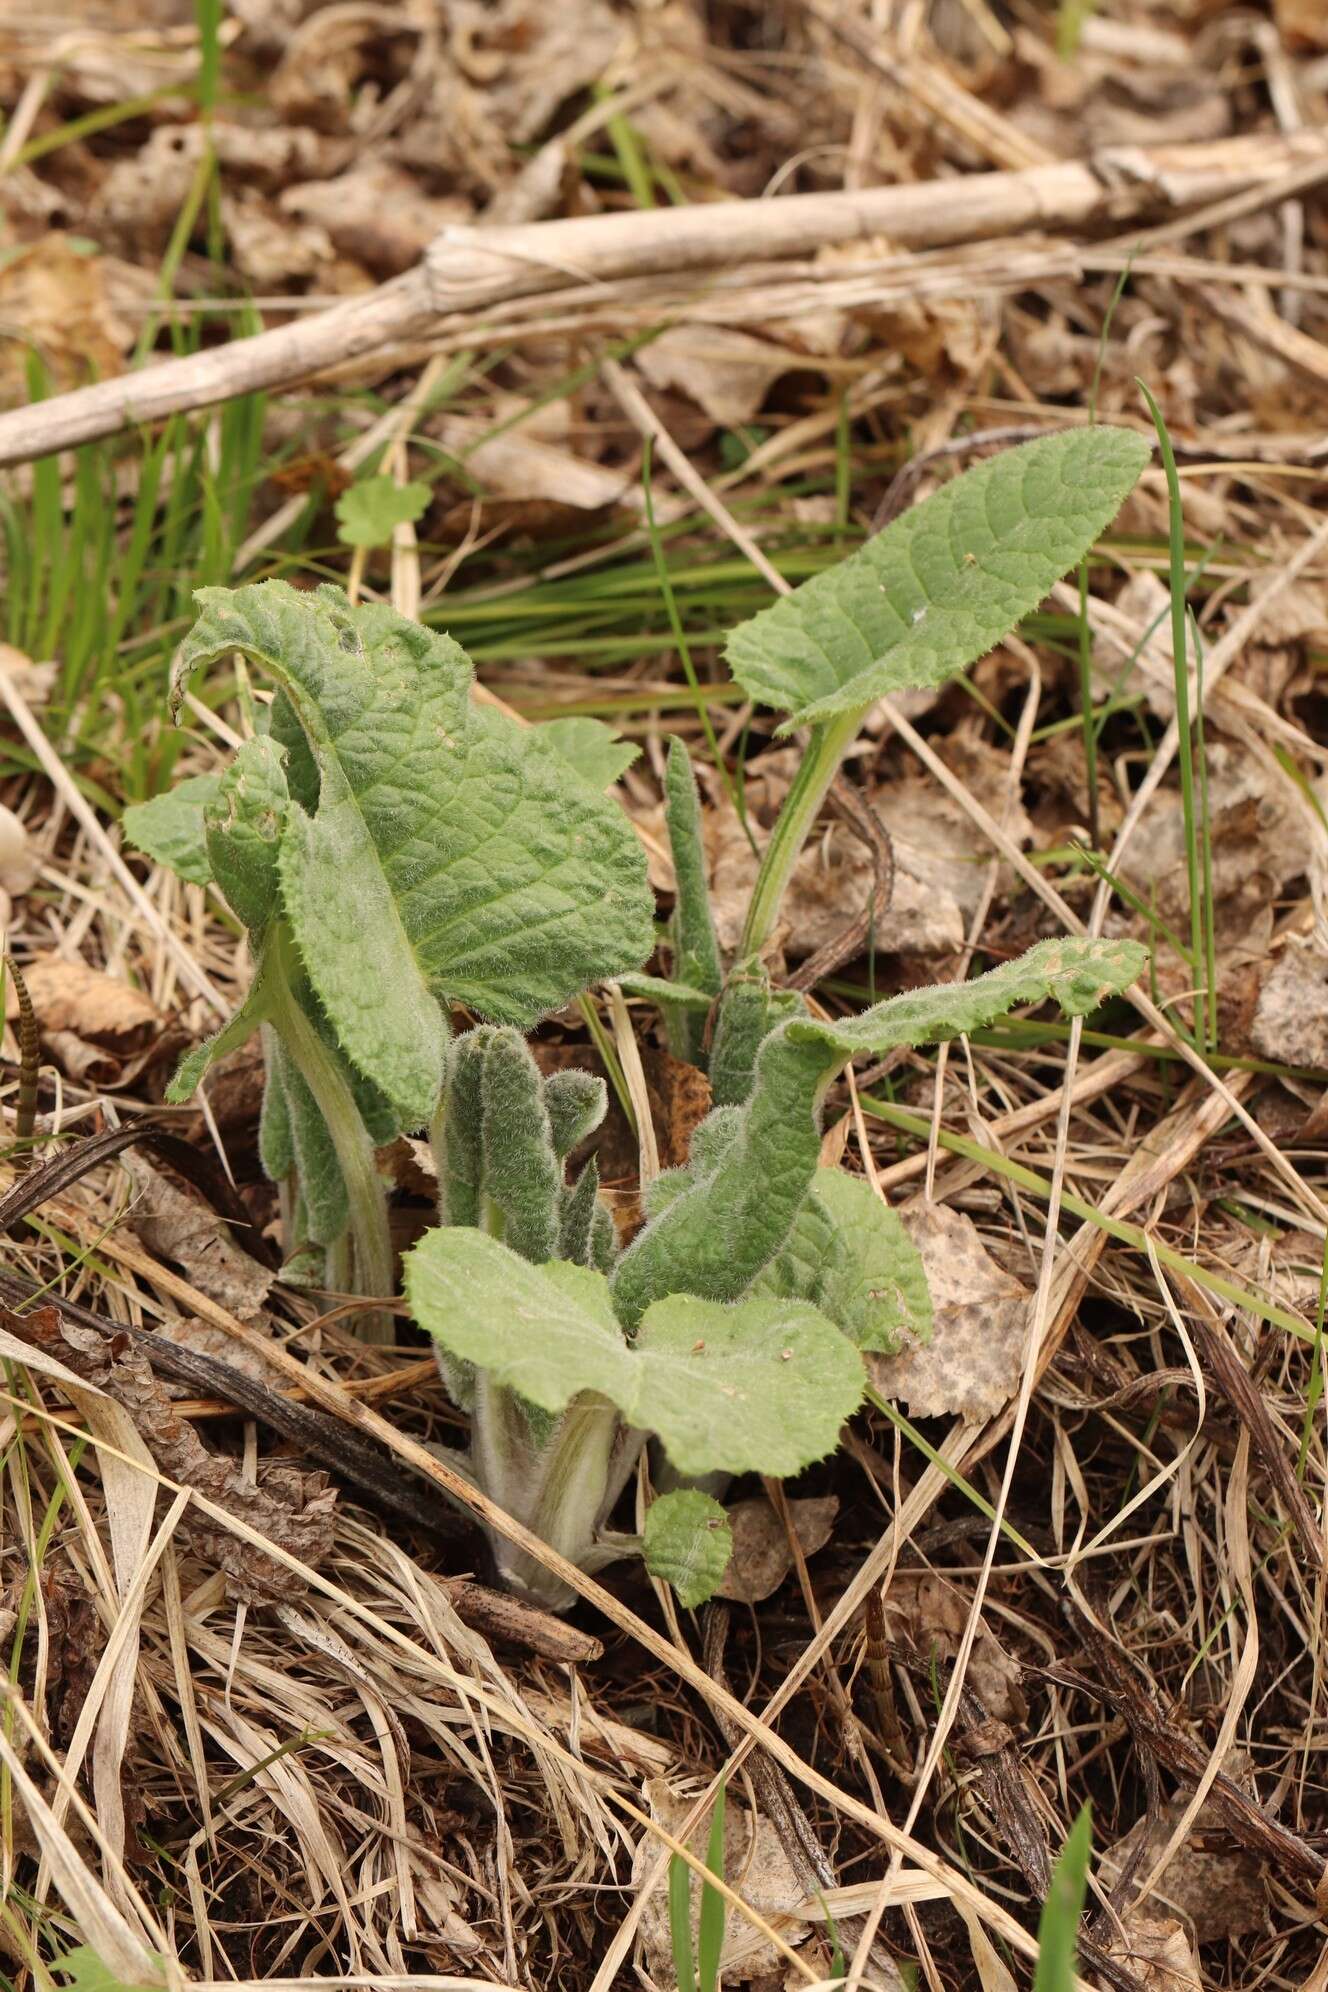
[125,581,654,1320]
[406,935,1145,1610]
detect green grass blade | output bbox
[697,1784,727,1992]
[1033,1805,1092,1992]
[669,1853,697,1992]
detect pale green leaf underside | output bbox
[538,715,641,790]
[723,428,1150,729]
[618,972,715,1011]
[122,775,221,887]
[404,1228,863,1479]
[177,582,655,1124]
[643,1489,732,1609]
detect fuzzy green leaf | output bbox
[539,715,640,789]
[165,974,273,1103]
[643,1489,732,1608]
[661,737,724,1063]
[754,1167,931,1355]
[544,1067,608,1160]
[175,582,655,1124]
[334,475,430,548]
[404,1229,863,1479]
[724,428,1149,730]
[618,972,715,1011]
[204,735,289,933]
[122,774,221,886]
[612,938,1144,1328]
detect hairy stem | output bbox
[740,710,860,958]
[263,926,396,1339]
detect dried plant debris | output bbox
[872,1201,1029,1423]
[714,1493,838,1606]
[17,1309,335,1602]
[6,0,1328,1986]
[636,1781,808,1987]
[121,1152,275,1323]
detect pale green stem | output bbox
[740,710,861,959]
[263,928,396,1339]
[483,1393,622,1610]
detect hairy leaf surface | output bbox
[123,774,221,887]
[176,582,655,1123]
[724,428,1149,729]
[204,736,289,933]
[643,1489,732,1609]
[405,1229,863,1478]
[753,1167,931,1355]
[539,715,640,789]
[612,938,1144,1326]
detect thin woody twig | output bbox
[0,132,1324,466]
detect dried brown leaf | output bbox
[23,1314,335,1602]
[281,162,471,277]
[880,1569,1027,1725]
[5,952,159,1048]
[0,236,135,402]
[1108,1912,1202,1992]
[636,327,802,429]
[872,1200,1028,1423]
[1103,1795,1267,1944]
[714,1494,838,1606]
[1252,943,1328,1069]
[637,1780,807,1986]
[642,1046,713,1171]
[122,1154,274,1323]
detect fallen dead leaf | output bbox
[435,413,632,512]
[642,1046,713,1170]
[223,190,333,288]
[872,1200,1029,1423]
[707,799,964,961]
[122,1154,274,1324]
[0,236,136,402]
[1108,1912,1201,1992]
[880,1569,1027,1725]
[281,161,471,277]
[1103,1793,1266,1944]
[714,1494,838,1606]
[1252,943,1328,1070]
[636,327,804,429]
[637,1780,807,1986]
[1118,741,1320,963]
[1275,0,1328,50]
[4,954,159,1049]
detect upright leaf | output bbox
[662,737,724,1063]
[1033,1806,1092,1992]
[176,582,655,1123]
[724,428,1149,730]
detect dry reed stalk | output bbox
[0,131,1323,465]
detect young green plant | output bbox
[125,581,654,1326]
